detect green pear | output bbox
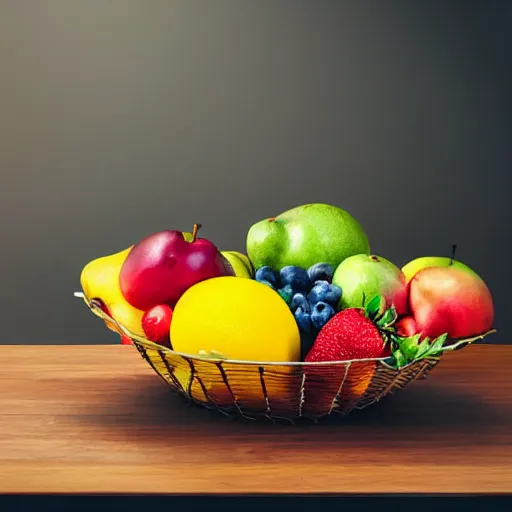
[332,254,408,314]
[221,251,254,278]
[246,203,370,271]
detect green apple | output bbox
[246,203,370,271]
[221,251,254,278]
[402,256,480,284]
[332,254,408,314]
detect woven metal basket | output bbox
[76,292,494,423]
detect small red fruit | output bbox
[120,335,133,345]
[91,298,133,345]
[396,315,419,338]
[142,304,173,347]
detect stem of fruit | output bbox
[191,223,202,242]
[450,244,457,265]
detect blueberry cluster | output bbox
[255,263,342,333]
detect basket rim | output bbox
[75,291,495,368]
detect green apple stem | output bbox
[450,244,457,265]
[191,223,202,242]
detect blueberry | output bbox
[255,266,278,287]
[294,306,312,333]
[279,266,311,293]
[307,262,334,283]
[291,292,310,313]
[307,280,330,305]
[310,301,335,330]
[277,284,294,305]
[323,283,342,307]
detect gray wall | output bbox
[1,0,510,345]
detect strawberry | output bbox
[306,308,389,362]
[302,296,397,415]
[301,295,458,416]
[305,295,398,363]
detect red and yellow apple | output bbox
[402,254,480,284]
[398,266,494,339]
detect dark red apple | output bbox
[119,224,235,310]
[142,304,173,347]
[407,266,494,339]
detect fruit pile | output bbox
[79,203,495,368]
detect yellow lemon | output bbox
[170,276,301,410]
[170,276,300,362]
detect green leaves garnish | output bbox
[387,333,448,369]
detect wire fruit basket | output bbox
[77,292,494,423]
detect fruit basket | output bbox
[77,205,497,423]
[76,291,494,423]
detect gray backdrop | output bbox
[1,0,510,345]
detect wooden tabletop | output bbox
[0,344,511,495]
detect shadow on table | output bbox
[74,370,511,442]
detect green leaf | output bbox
[416,338,433,358]
[376,306,398,328]
[392,348,408,369]
[396,334,422,360]
[386,329,483,369]
[428,333,448,354]
[365,295,385,320]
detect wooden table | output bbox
[0,344,511,495]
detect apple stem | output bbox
[191,223,202,242]
[450,244,457,265]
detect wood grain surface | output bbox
[0,344,511,494]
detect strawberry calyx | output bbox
[361,294,399,348]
